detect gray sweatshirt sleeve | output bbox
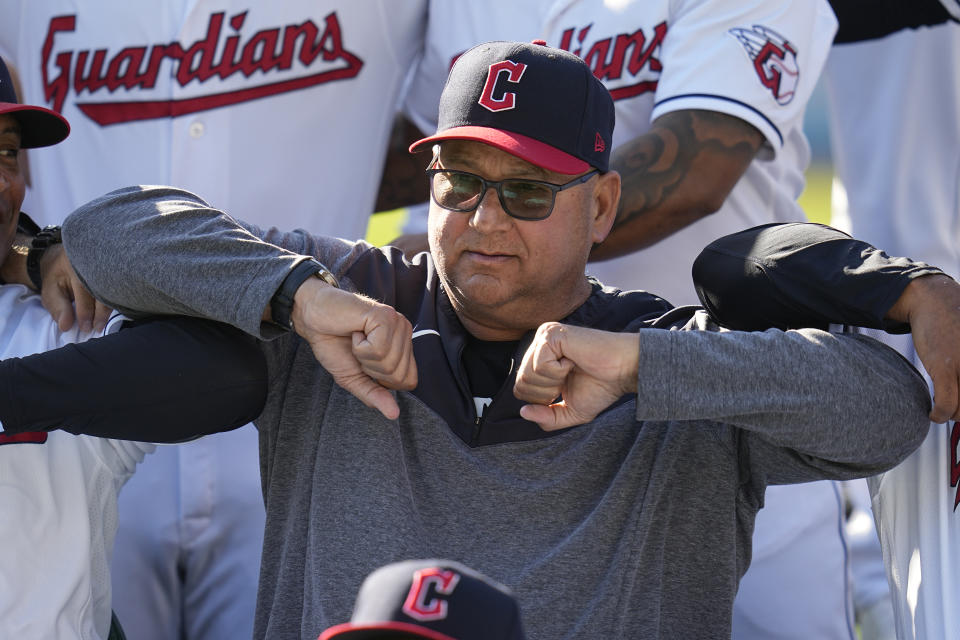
[635,311,930,484]
[61,185,369,338]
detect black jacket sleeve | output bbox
[829,0,955,44]
[0,316,267,442]
[692,222,946,332]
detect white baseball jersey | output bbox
[0,0,427,235]
[826,17,960,639]
[402,0,835,306]
[0,285,153,640]
[402,3,861,639]
[733,482,855,639]
[0,4,427,639]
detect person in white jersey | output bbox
[0,4,428,639]
[0,54,148,640]
[824,1,960,637]
[395,2,872,638]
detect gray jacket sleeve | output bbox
[61,185,370,338]
[636,310,930,484]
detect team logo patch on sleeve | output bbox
[728,25,799,106]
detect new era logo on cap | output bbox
[410,40,615,175]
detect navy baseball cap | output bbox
[317,559,528,640]
[0,56,69,148]
[409,40,614,175]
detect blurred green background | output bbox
[799,79,834,226]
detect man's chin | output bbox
[453,274,511,305]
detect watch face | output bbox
[33,226,62,248]
[316,268,340,289]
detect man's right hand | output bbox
[40,244,113,333]
[290,277,418,419]
[886,273,960,423]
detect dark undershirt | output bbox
[828,0,955,44]
[462,335,519,420]
[0,316,267,441]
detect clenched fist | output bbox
[291,277,418,419]
[514,322,639,431]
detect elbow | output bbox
[905,415,932,459]
[871,416,930,476]
[663,191,725,231]
[902,389,934,457]
[689,190,727,219]
[867,379,932,472]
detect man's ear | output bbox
[590,170,620,244]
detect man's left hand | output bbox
[514,323,639,431]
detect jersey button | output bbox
[189,121,205,138]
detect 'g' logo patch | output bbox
[729,25,799,106]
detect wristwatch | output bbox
[270,258,339,330]
[26,225,62,291]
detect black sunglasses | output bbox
[426,167,599,221]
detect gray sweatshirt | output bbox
[63,186,931,639]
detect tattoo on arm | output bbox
[611,109,763,232]
[375,116,431,212]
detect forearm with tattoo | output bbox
[591,109,763,261]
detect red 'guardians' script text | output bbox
[41,11,363,125]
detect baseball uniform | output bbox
[825,10,960,638]
[0,285,154,640]
[401,2,859,638]
[0,3,427,638]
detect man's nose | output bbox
[470,186,512,230]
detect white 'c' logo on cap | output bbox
[478,60,527,112]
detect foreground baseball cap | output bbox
[409,40,614,175]
[0,57,69,148]
[318,559,528,640]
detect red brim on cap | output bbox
[409,126,590,175]
[0,102,70,148]
[318,621,457,640]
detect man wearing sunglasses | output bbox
[3,39,954,638]
[420,154,608,338]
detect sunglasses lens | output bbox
[501,181,554,219]
[429,170,558,220]
[432,171,483,211]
